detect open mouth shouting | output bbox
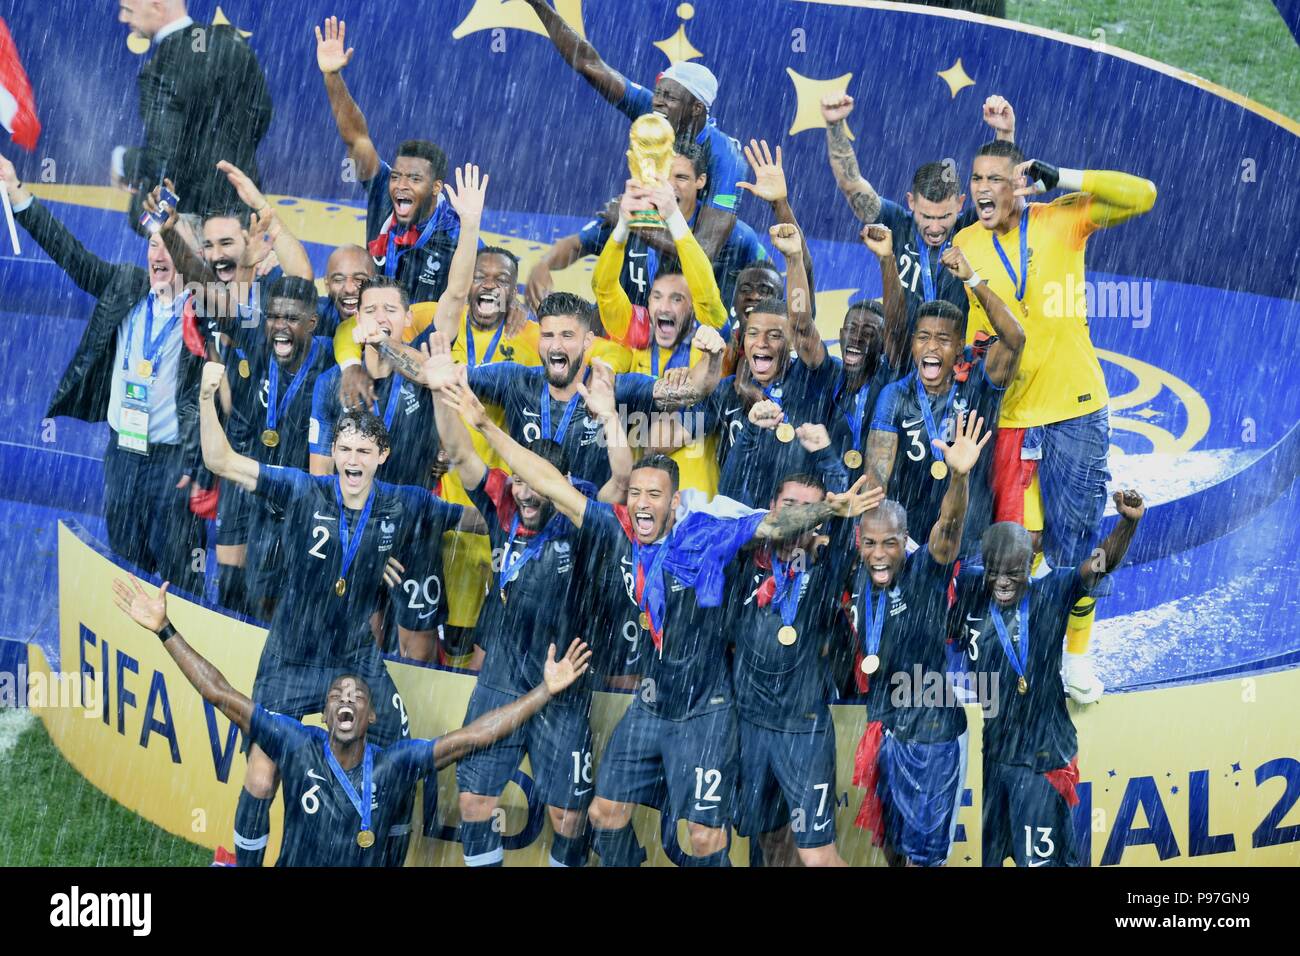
[748,349,778,380]
[992,579,1018,604]
[211,257,237,284]
[473,289,503,322]
[975,196,998,223]
[633,509,658,541]
[545,349,575,384]
[868,561,894,588]
[921,227,949,246]
[919,354,944,383]
[335,704,356,734]
[340,465,366,495]
[842,343,865,369]
[271,330,294,361]
[392,192,416,223]
[338,294,360,318]
[516,495,543,527]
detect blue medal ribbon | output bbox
[539,377,582,443]
[334,480,376,589]
[465,317,506,368]
[915,228,950,303]
[371,375,405,432]
[123,293,183,377]
[991,206,1030,304]
[497,513,561,596]
[266,339,320,433]
[382,215,438,279]
[843,383,871,456]
[914,372,957,466]
[321,737,374,842]
[859,584,888,661]
[634,536,672,650]
[989,594,1031,685]
[650,329,694,377]
[770,553,807,628]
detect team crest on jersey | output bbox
[377,514,396,553]
[401,383,420,416]
[418,256,442,285]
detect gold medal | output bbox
[638,611,651,631]
[500,589,508,605]
[357,829,375,849]
[261,428,280,448]
[238,359,251,379]
[843,449,863,470]
[775,422,796,443]
[860,654,881,675]
[1017,675,1028,695]
[1019,300,1029,319]
[335,577,347,597]
[777,625,798,646]
[930,460,948,480]
[136,359,153,379]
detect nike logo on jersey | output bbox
[1027,858,1051,867]
[574,787,593,797]
[417,609,437,621]
[693,802,719,813]
[306,769,327,782]
[813,819,832,831]
[312,512,336,522]
[901,418,924,429]
[522,409,540,419]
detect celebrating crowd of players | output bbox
[9,2,1159,867]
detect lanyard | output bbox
[914,373,957,464]
[539,378,581,443]
[991,206,1030,303]
[334,481,376,586]
[497,514,556,595]
[382,215,438,279]
[321,737,374,841]
[650,331,694,376]
[915,229,950,303]
[266,339,319,432]
[371,375,405,432]
[770,553,807,628]
[123,293,182,376]
[843,383,871,453]
[989,594,1030,684]
[466,318,506,368]
[859,585,888,660]
[634,537,672,652]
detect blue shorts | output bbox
[456,683,594,811]
[250,647,409,748]
[215,482,254,546]
[735,716,838,849]
[981,758,1081,867]
[1038,406,1112,569]
[596,703,738,829]
[389,522,448,632]
[877,729,965,867]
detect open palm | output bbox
[544,640,593,695]
[934,411,990,477]
[111,577,169,633]
[315,17,354,74]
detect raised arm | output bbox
[861,224,909,371]
[981,95,1017,144]
[434,640,592,768]
[521,0,627,105]
[653,325,725,410]
[820,95,881,225]
[1015,161,1157,229]
[1080,490,1145,590]
[423,336,487,491]
[527,234,584,311]
[737,139,814,282]
[591,191,639,343]
[200,362,261,491]
[577,361,632,503]
[941,245,1024,387]
[768,223,825,368]
[432,164,488,341]
[111,579,254,734]
[753,475,884,543]
[315,17,381,184]
[217,161,313,280]
[864,428,898,496]
[926,412,990,564]
[436,372,590,526]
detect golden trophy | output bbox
[626,113,676,230]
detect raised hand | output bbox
[339,365,377,410]
[112,576,169,633]
[982,95,1016,137]
[644,178,678,219]
[748,398,784,430]
[544,639,593,696]
[142,179,180,233]
[829,475,887,518]
[443,163,488,222]
[796,423,830,453]
[691,323,726,356]
[525,263,553,314]
[315,16,354,74]
[769,222,802,260]
[504,293,530,338]
[737,139,787,204]
[1113,488,1145,522]
[240,207,279,269]
[820,93,854,125]
[933,411,990,477]
[439,373,491,431]
[940,245,973,281]
[860,223,892,259]
[419,332,456,391]
[216,160,268,213]
[577,359,617,419]
[200,361,226,401]
[1013,159,1061,197]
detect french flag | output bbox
[0,17,39,151]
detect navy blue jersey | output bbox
[878,199,977,336]
[315,296,343,340]
[728,516,856,733]
[577,206,766,312]
[849,547,962,743]
[952,567,1089,771]
[310,366,442,489]
[253,466,462,664]
[706,357,840,506]
[364,162,466,305]
[870,361,1003,552]
[575,499,760,720]
[468,468,588,699]
[826,353,898,485]
[467,362,658,488]
[225,333,335,467]
[250,705,436,867]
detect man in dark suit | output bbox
[3,151,208,594]
[113,0,272,227]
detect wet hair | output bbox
[395,140,448,182]
[358,274,410,311]
[911,160,960,203]
[738,262,782,286]
[334,408,391,454]
[916,299,966,336]
[632,454,680,492]
[537,291,596,331]
[845,297,885,322]
[772,471,826,500]
[526,437,571,477]
[202,207,250,230]
[860,499,909,537]
[981,521,1033,567]
[267,275,317,310]
[478,245,520,277]
[674,143,709,179]
[975,140,1026,168]
[327,673,372,698]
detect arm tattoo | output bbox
[757,500,838,541]
[375,340,425,383]
[865,431,897,493]
[827,122,881,223]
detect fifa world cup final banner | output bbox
[30,521,1300,866]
